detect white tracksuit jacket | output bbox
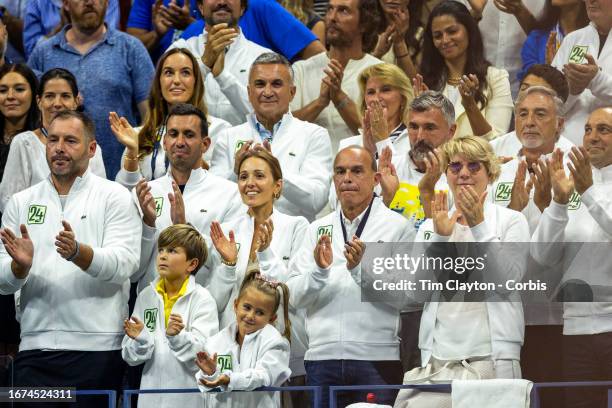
[416,202,530,366]
[287,197,414,361]
[121,275,219,408]
[210,112,332,221]
[552,23,612,145]
[196,322,291,408]
[0,171,141,351]
[531,164,612,335]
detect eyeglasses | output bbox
[447,161,482,174]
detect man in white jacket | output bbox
[551,0,612,145]
[133,104,243,293]
[532,106,612,408]
[0,110,141,408]
[287,146,413,407]
[168,0,271,125]
[211,52,332,222]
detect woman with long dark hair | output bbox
[0,68,106,212]
[0,63,39,181]
[419,1,513,140]
[112,48,231,189]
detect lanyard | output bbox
[40,127,48,138]
[151,124,169,177]
[340,194,375,244]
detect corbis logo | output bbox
[27,205,47,225]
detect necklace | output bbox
[447,76,462,86]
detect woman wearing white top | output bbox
[111,48,231,189]
[0,68,106,212]
[208,147,309,407]
[417,1,513,140]
[396,136,530,407]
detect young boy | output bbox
[122,224,219,407]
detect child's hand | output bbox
[196,351,218,376]
[124,316,144,339]
[166,314,185,336]
[199,374,230,388]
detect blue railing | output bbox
[122,385,322,408]
[75,390,117,408]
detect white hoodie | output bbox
[531,165,612,335]
[287,197,414,361]
[196,322,291,408]
[121,275,218,408]
[0,171,141,351]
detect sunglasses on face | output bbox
[447,161,482,174]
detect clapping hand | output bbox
[431,191,459,236]
[344,236,365,270]
[0,224,33,278]
[314,234,333,269]
[548,148,575,204]
[210,221,238,265]
[124,316,144,339]
[568,146,592,194]
[166,313,185,336]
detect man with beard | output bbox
[132,103,243,292]
[28,0,154,180]
[290,0,385,153]
[169,0,271,125]
[0,111,141,408]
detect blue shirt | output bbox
[180,0,316,61]
[28,25,155,180]
[23,0,120,59]
[127,0,202,62]
[519,25,564,81]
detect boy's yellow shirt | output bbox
[156,277,189,327]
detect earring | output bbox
[274,192,281,199]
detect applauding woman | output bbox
[208,147,310,406]
[0,68,106,212]
[113,48,231,189]
[396,136,530,407]
[420,1,513,140]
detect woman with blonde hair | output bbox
[111,48,231,189]
[396,135,529,406]
[339,62,414,155]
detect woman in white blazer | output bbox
[419,1,513,140]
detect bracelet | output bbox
[221,257,237,267]
[124,155,139,162]
[66,241,80,262]
[395,52,409,59]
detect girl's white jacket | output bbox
[121,275,219,408]
[210,112,332,221]
[0,171,142,351]
[196,322,291,408]
[287,197,414,362]
[531,165,612,335]
[415,202,530,366]
[211,210,309,376]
